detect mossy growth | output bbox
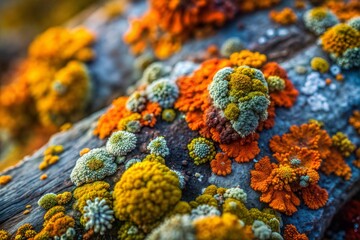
[188,137,216,165]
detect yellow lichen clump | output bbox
[113,161,181,231]
[229,50,267,68]
[39,145,64,170]
[194,213,254,240]
[310,57,329,73]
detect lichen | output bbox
[106,131,137,156]
[113,161,181,231]
[83,198,114,235]
[147,136,170,157]
[70,148,116,186]
[188,137,216,165]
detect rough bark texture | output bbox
[0,1,359,239]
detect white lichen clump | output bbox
[146,215,195,240]
[223,187,247,203]
[70,148,116,186]
[190,204,220,220]
[147,136,170,157]
[106,130,137,156]
[83,198,114,235]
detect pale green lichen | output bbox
[146,215,195,240]
[348,17,360,31]
[303,7,339,35]
[141,62,170,84]
[146,78,179,108]
[190,204,221,220]
[84,198,114,235]
[223,187,247,203]
[125,158,141,169]
[126,91,147,112]
[147,136,170,157]
[220,37,244,58]
[266,76,285,92]
[106,131,137,156]
[70,148,116,186]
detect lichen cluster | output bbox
[124,0,281,59]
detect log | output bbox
[1,1,359,239]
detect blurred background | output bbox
[0,0,103,81]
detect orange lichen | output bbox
[94,96,161,139]
[39,145,64,170]
[269,8,297,25]
[210,153,232,176]
[252,123,331,215]
[284,224,309,240]
[325,0,360,21]
[219,134,260,163]
[269,123,332,159]
[349,110,360,134]
[251,150,328,215]
[0,175,12,186]
[270,122,352,179]
[321,147,352,180]
[124,0,280,59]
[80,148,91,156]
[229,50,267,68]
[40,174,48,180]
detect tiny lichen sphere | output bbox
[147,136,170,157]
[142,62,170,84]
[70,148,116,186]
[310,57,329,73]
[146,78,179,108]
[113,161,181,228]
[162,109,177,122]
[83,198,114,235]
[266,76,285,92]
[220,37,244,58]
[188,137,216,165]
[303,7,339,35]
[106,131,137,156]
